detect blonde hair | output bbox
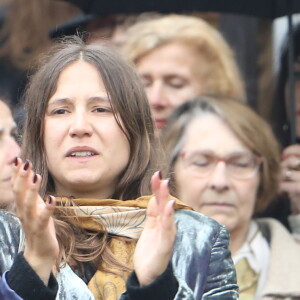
[122,14,246,101]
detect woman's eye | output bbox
[231,159,251,168]
[169,81,185,89]
[166,77,187,89]
[53,108,68,114]
[190,156,209,167]
[93,107,112,113]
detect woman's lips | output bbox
[203,203,235,210]
[154,119,167,129]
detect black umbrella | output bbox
[63,0,300,143]
[62,0,300,18]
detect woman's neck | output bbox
[228,221,252,255]
[54,183,113,200]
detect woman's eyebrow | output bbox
[88,96,110,103]
[47,98,72,106]
[48,96,110,105]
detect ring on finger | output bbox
[294,159,300,170]
[284,169,293,181]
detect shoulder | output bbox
[172,210,237,298]
[256,217,290,237]
[0,210,20,223]
[257,217,300,245]
[0,211,23,275]
[0,211,22,240]
[175,209,229,243]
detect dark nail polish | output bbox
[14,157,18,166]
[166,178,171,188]
[158,170,162,180]
[23,161,30,171]
[47,195,52,204]
[33,174,38,184]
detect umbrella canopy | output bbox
[64,0,300,19]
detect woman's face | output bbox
[136,42,204,132]
[44,61,130,198]
[174,114,260,236]
[0,101,20,207]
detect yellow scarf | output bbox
[56,195,190,300]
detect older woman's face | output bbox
[0,101,20,207]
[136,42,204,132]
[44,61,130,198]
[174,114,260,236]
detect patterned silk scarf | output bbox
[56,195,190,300]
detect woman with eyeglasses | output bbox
[161,96,300,300]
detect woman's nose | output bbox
[7,138,20,164]
[209,162,229,192]
[69,112,93,138]
[147,83,168,109]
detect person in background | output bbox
[161,96,300,299]
[0,37,238,300]
[261,23,300,232]
[0,98,20,210]
[122,14,245,134]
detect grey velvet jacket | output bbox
[0,209,238,299]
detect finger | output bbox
[13,160,33,213]
[281,168,300,182]
[23,172,40,221]
[145,196,159,229]
[150,171,164,215]
[161,199,176,231]
[157,179,170,215]
[151,171,161,197]
[39,195,56,229]
[282,144,300,158]
[280,181,300,195]
[146,196,158,217]
[281,156,300,170]
[11,157,23,182]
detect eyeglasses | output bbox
[178,151,262,180]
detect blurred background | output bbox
[0,0,298,127]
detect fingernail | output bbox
[14,157,18,166]
[23,160,30,171]
[33,174,38,184]
[47,195,54,204]
[158,170,162,180]
[165,178,170,187]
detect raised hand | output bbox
[280,145,300,215]
[12,157,58,284]
[134,171,176,286]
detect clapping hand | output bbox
[134,171,176,286]
[12,157,58,284]
[280,145,300,215]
